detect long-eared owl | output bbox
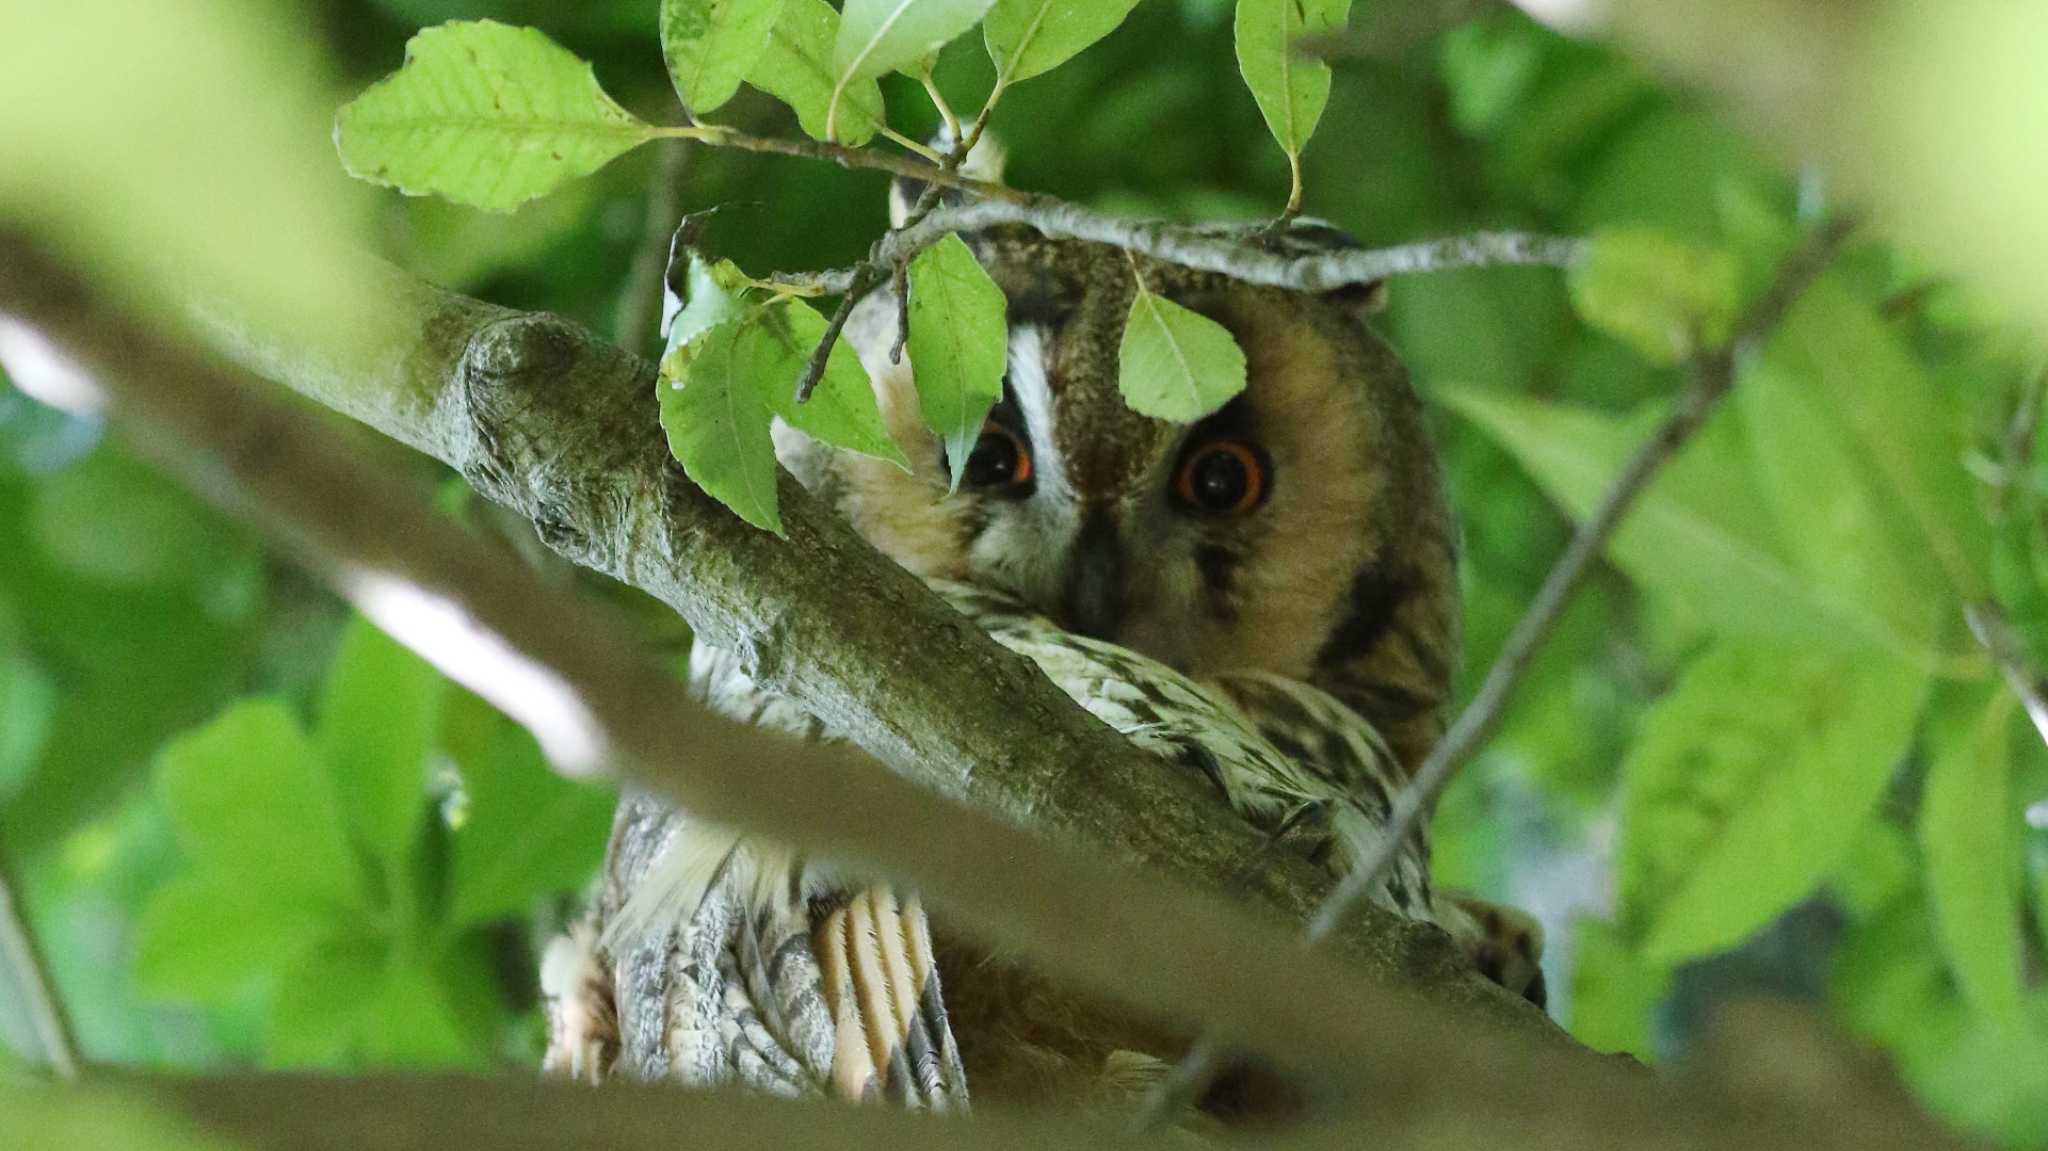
[542,157,1544,1114]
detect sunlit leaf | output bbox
[660,316,783,531]
[1921,685,2025,1023]
[662,0,789,113]
[1568,228,1739,365]
[984,0,1143,85]
[1619,644,1928,963]
[1118,287,1247,421]
[836,0,998,86]
[908,235,1009,489]
[664,255,755,356]
[750,0,886,145]
[760,301,909,466]
[318,617,446,870]
[1233,0,1353,182]
[156,701,370,912]
[336,21,656,212]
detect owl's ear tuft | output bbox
[1323,279,1389,315]
[889,130,1010,227]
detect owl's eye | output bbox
[1174,440,1269,516]
[958,421,1034,495]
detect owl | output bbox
[540,166,1544,1115]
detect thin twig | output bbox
[0,843,79,1079]
[658,125,1039,206]
[1139,214,1860,1124]
[792,260,887,405]
[1967,603,2048,747]
[615,138,691,354]
[1311,213,1858,942]
[837,201,1588,293]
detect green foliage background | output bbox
[2,0,2046,1145]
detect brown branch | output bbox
[0,230,1978,1151]
[0,231,1549,1101]
[669,126,1040,207]
[0,840,78,1079]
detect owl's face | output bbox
[788,229,1458,771]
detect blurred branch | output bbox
[614,138,691,355]
[0,230,1557,1103]
[0,842,77,1080]
[0,228,1978,1151]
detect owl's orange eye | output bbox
[1174,440,1268,516]
[958,420,1034,495]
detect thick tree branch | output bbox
[0,231,1978,1151]
[0,233,1550,1100]
[186,251,1539,1033]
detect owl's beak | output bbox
[1061,509,1125,642]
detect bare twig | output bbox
[1142,215,1861,1122]
[835,202,1587,293]
[792,260,887,405]
[1967,603,2048,747]
[0,843,78,1079]
[615,138,691,354]
[660,125,1040,207]
[1316,213,1859,936]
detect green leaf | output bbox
[759,301,909,466]
[984,0,1143,85]
[659,291,909,531]
[1766,275,1990,600]
[662,0,788,113]
[1568,919,1670,1060]
[1118,288,1248,421]
[750,0,886,146]
[131,876,333,1006]
[156,700,369,912]
[266,934,386,1068]
[836,0,998,88]
[1568,228,1739,365]
[1234,0,1353,171]
[448,720,613,928]
[661,316,783,532]
[1921,685,2025,1022]
[336,21,656,213]
[1618,644,1928,963]
[907,236,1009,489]
[29,452,249,593]
[0,651,56,805]
[1736,347,1947,654]
[358,959,485,1068]
[665,255,756,358]
[318,617,446,869]
[1442,387,1949,663]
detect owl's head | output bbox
[779,194,1458,771]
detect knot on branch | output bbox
[452,310,661,579]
